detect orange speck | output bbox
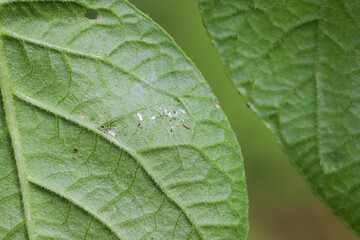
[183,124,190,129]
[80,114,86,119]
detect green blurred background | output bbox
[130,1,359,239]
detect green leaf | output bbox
[200,0,360,235]
[0,0,248,239]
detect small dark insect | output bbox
[170,129,173,132]
[183,124,190,129]
[246,103,251,108]
[73,148,78,153]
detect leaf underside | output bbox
[0,0,248,239]
[200,0,360,235]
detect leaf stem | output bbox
[0,37,34,239]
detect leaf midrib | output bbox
[0,37,34,239]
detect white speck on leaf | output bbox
[108,130,116,137]
[165,109,179,118]
[150,115,156,120]
[215,103,221,109]
[137,112,143,121]
[180,109,186,114]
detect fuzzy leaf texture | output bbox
[0,0,248,239]
[200,0,360,235]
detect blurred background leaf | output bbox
[130,0,359,239]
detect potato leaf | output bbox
[0,0,248,239]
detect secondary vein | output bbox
[0,37,34,238]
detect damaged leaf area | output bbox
[0,0,248,239]
[200,0,360,235]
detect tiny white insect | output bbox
[108,130,116,137]
[137,112,143,121]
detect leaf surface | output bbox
[200,0,360,235]
[0,0,248,239]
